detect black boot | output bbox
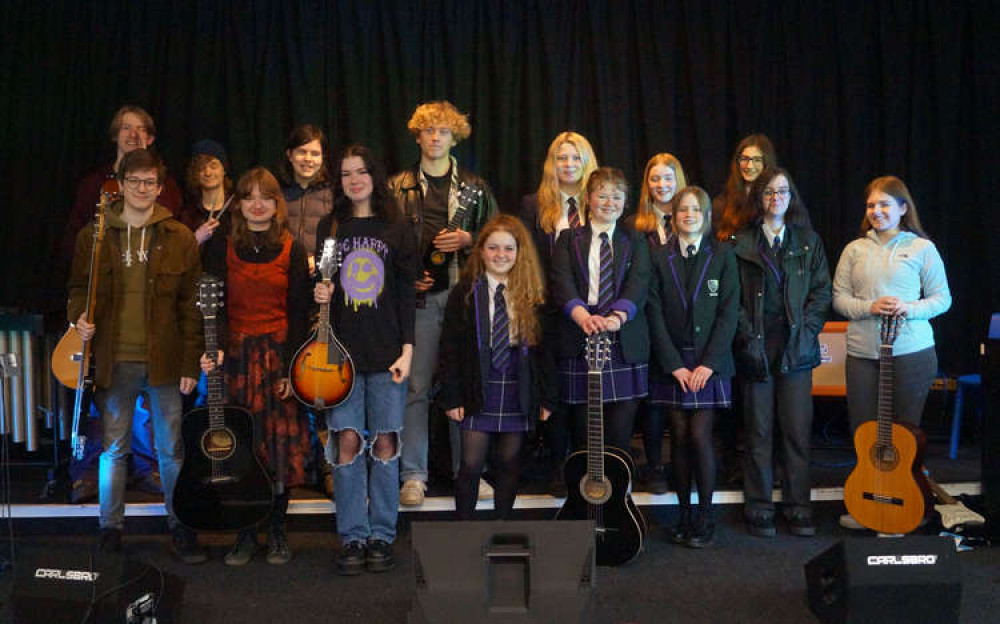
[668,506,693,544]
[267,494,292,565]
[685,506,715,548]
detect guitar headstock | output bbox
[585,332,612,373]
[879,314,905,346]
[318,237,339,281]
[197,274,224,319]
[456,182,483,212]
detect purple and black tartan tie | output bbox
[491,283,510,372]
[567,197,581,229]
[597,232,613,315]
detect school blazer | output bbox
[646,237,740,380]
[550,223,651,362]
[438,277,558,425]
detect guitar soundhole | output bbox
[869,444,900,471]
[429,250,447,266]
[580,476,612,505]
[202,428,236,461]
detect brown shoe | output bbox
[400,480,426,506]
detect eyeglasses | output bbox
[762,188,791,199]
[738,156,764,165]
[123,177,160,191]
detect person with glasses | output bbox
[389,101,498,506]
[59,105,185,506]
[67,149,205,562]
[199,167,313,565]
[518,131,599,496]
[732,167,831,538]
[713,134,777,242]
[646,186,739,548]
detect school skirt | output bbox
[558,334,648,404]
[649,346,732,409]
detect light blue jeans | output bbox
[401,289,463,482]
[327,371,406,544]
[96,362,184,530]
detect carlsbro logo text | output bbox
[866,555,938,566]
[34,568,100,582]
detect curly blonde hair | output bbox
[535,132,599,234]
[462,215,545,346]
[406,101,472,142]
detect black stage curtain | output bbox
[1,0,996,373]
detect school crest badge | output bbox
[707,279,719,296]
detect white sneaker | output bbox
[839,513,866,531]
[478,480,494,500]
[400,480,426,506]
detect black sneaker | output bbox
[336,541,366,576]
[224,529,258,566]
[746,514,777,538]
[366,539,396,573]
[171,526,207,564]
[98,528,122,553]
[786,513,816,537]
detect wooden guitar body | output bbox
[556,445,646,566]
[844,420,928,534]
[51,327,84,389]
[173,404,273,532]
[289,334,355,409]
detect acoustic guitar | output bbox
[289,237,355,409]
[844,314,929,534]
[418,182,483,306]
[556,332,646,566]
[51,195,108,459]
[173,275,273,532]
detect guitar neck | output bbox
[586,370,605,482]
[317,277,332,344]
[876,342,894,447]
[204,315,226,429]
[446,204,470,231]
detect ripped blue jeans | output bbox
[326,371,406,544]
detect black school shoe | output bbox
[668,507,693,544]
[746,513,777,538]
[337,541,366,576]
[366,539,396,573]
[786,513,816,537]
[685,511,715,548]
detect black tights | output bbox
[669,409,716,510]
[642,404,666,466]
[455,430,524,520]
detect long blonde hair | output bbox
[536,132,598,234]
[462,215,545,346]
[635,153,687,232]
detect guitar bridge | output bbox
[862,492,904,506]
[208,476,236,485]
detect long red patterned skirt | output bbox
[225,327,309,488]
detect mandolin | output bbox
[556,332,646,566]
[844,314,929,534]
[289,237,355,409]
[173,275,273,532]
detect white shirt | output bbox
[653,206,670,244]
[554,191,581,239]
[486,273,516,345]
[677,233,703,258]
[587,222,616,305]
[760,221,786,248]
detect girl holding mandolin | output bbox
[200,167,313,565]
[313,145,418,576]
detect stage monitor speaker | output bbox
[983,312,1000,540]
[409,520,595,624]
[11,545,185,623]
[804,536,961,624]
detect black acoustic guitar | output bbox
[556,332,647,566]
[173,275,273,532]
[422,182,483,292]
